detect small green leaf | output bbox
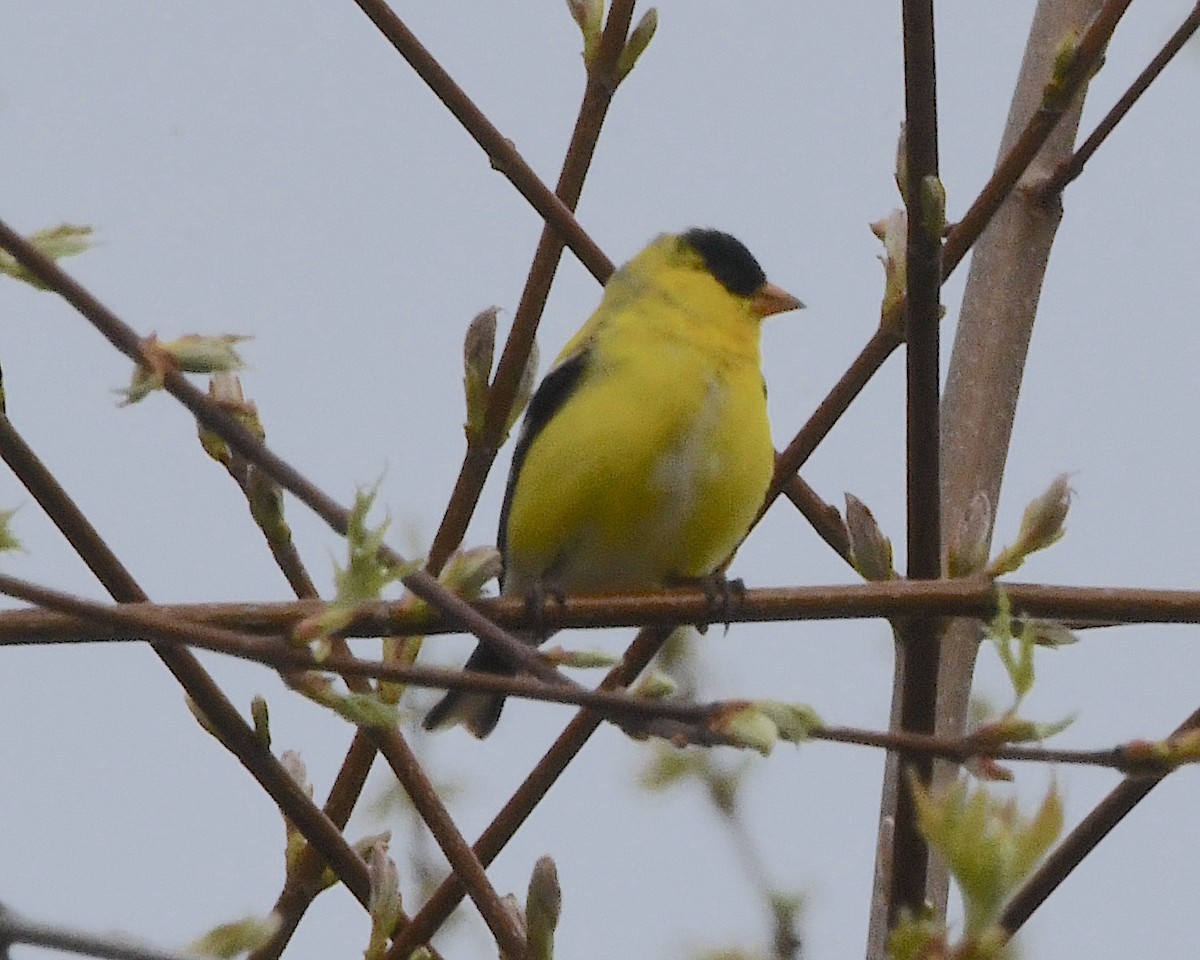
[566,0,604,66]
[754,700,822,744]
[632,669,677,700]
[969,710,1074,747]
[637,744,708,792]
[0,224,93,289]
[711,702,778,756]
[463,307,498,443]
[984,589,1038,703]
[294,483,419,658]
[365,840,402,960]
[1009,783,1063,883]
[0,507,22,553]
[948,492,992,578]
[159,333,249,374]
[251,696,271,749]
[188,914,281,958]
[433,545,501,602]
[118,333,249,405]
[615,8,658,83]
[870,209,908,322]
[542,646,620,669]
[328,691,401,729]
[526,856,561,960]
[886,904,945,960]
[920,175,947,239]
[844,493,895,582]
[988,474,1072,576]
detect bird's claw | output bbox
[668,573,745,634]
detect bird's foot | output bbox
[523,579,566,639]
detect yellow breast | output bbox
[502,286,773,594]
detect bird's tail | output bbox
[422,640,520,738]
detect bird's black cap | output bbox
[681,228,767,298]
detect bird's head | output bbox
[629,228,804,322]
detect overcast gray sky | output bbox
[2,3,1199,959]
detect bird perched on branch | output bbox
[424,228,803,737]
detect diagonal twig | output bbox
[424,0,636,571]
[0,413,374,904]
[1039,1,1200,197]
[0,904,207,960]
[0,228,532,959]
[387,624,676,958]
[1000,702,1200,937]
[0,217,566,707]
[767,0,1136,554]
[347,0,611,284]
[941,0,1134,278]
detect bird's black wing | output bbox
[497,348,592,587]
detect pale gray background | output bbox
[2,3,1198,959]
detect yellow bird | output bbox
[425,229,803,737]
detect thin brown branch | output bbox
[10,580,1200,647]
[426,0,636,571]
[779,475,851,560]
[254,734,378,960]
[0,217,569,718]
[0,414,374,905]
[941,0,1134,278]
[0,906,205,960]
[999,702,1200,939]
[817,723,1198,773]
[216,431,387,958]
[387,625,675,958]
[347,0,611,284]
[371,731,527,959]
[906,1,1124,951]
[888,0,943,932]
[768,326,904,508]
[0,565,525,958]
[901,0,944,585]
[1040,1,1200,197]
[767,1,1130,558]
[0,573,1181,771]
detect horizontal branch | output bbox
[6,580,1200,648]
[0,904,206,960]
[3,587,1184,773]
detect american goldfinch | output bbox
[425,229,803,737]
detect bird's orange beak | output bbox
[749,282,805,318]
